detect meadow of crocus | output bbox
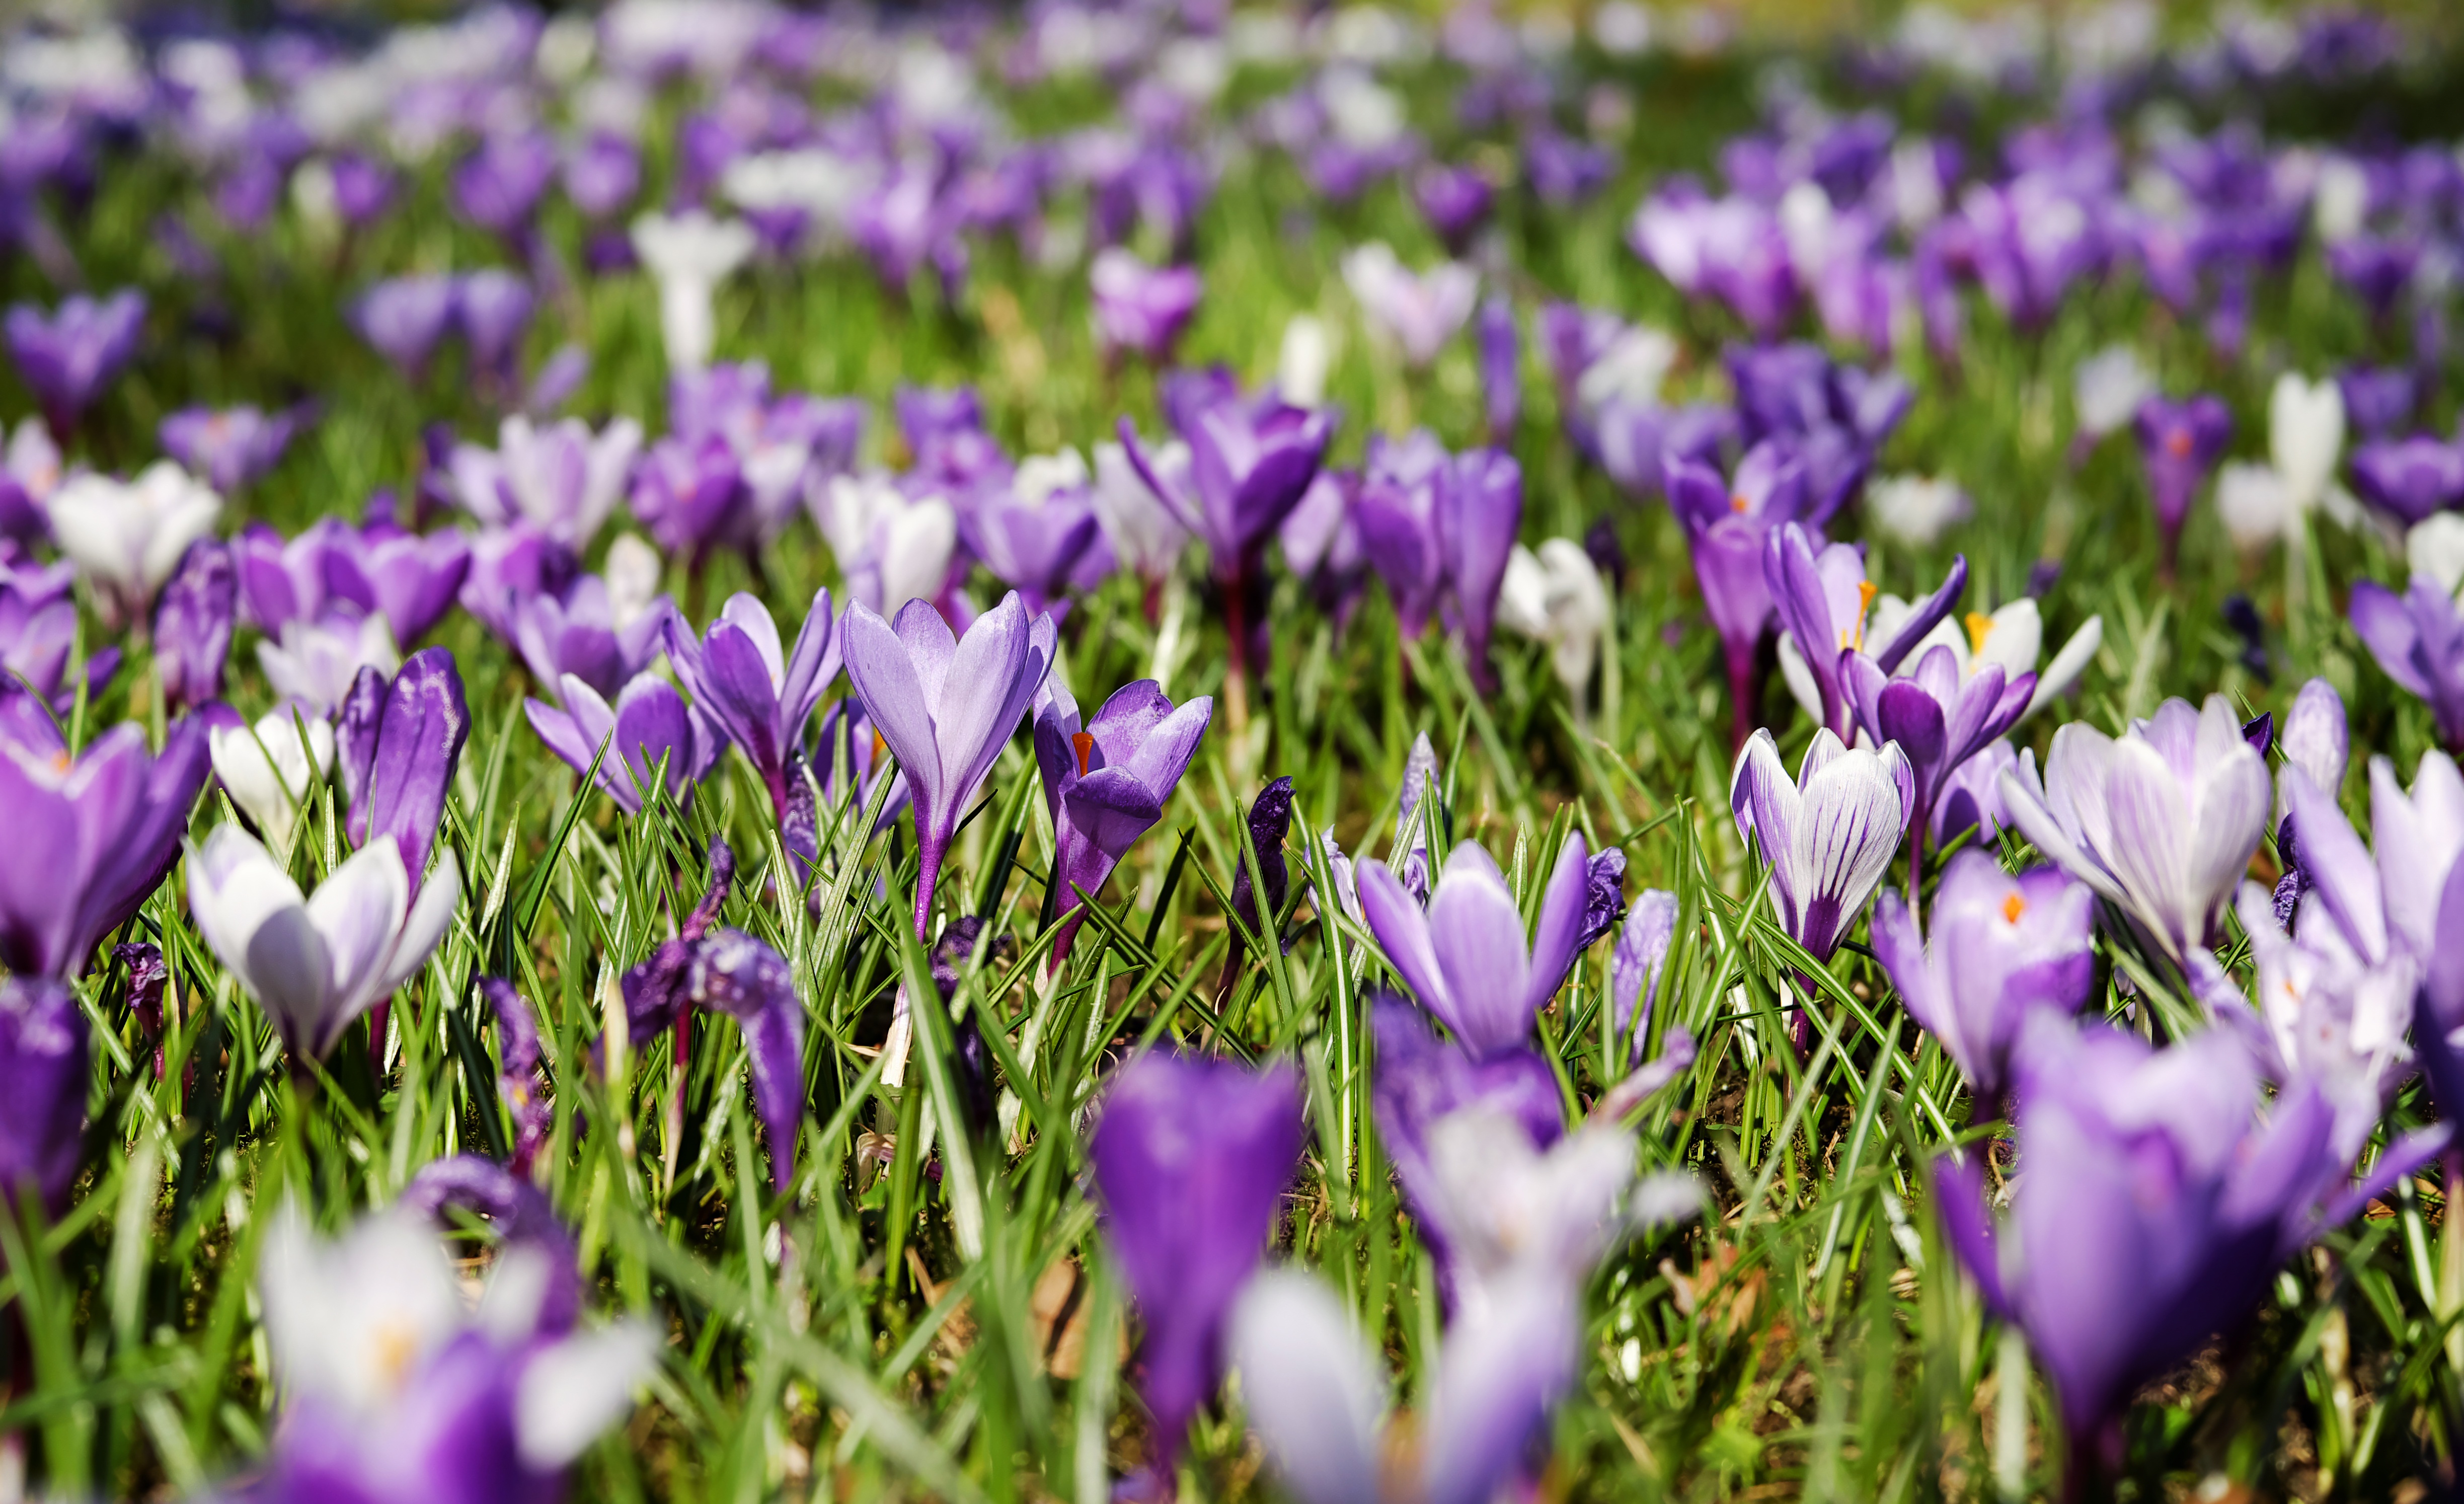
[6,2,2464,1500]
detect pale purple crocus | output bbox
[1764,522,1968,740]
[455,268,535,382]
[1871,852,2094,1103]
[1031,680,1212,961]
[1413,163,1494,251]
[842,592,1057,939]
[1936,1013,2443,1485]
[1090,248,1203,364]
[234,517,471,649]
[1628,189,1800,338]
[665,588,840,823]
[5,288,145,437]
[969,449,1106,617]
[1444,448,1522,692]
[1612,891,1680,1059]
[2349,434,2464,526]
[2132,394,2231,572]
[153,540,235,714]
[0,708,209,981]
[1342,241,1478,367]
[260,609,400,717]
[160,404,307,494]
[511,575,674,703]
[527,671,714,815]
[0,419,63,543]
[629,433,748,569]
[1666,442,1811,751]
[0,556,118,714]
[448,414,644,553]
[336,647,471,904]
[2351,576,2464,748]
[1357,832,1592,1060]
[0,979,87,1212]
[356,274,458,380]
[2000,695,2270,969]
[1352,431,1453,638]
[1091,1051,1304,1484]
[1843,643,2035,879]
[1476,296,1519,445]
[1731,728,1910,1004]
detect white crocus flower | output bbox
[629,210,756,371]
[2215,461,2294,550]
[1572,324,1679,413]
[1278,314,1335,405]
[2408,514,2464,597]
[811,472,958,617]
[2071,345,2153,443]
[2270,371,2347,516]
[209,707,335,842]
[1497,540,1610,714]
[1867,473,1973,546]
[259,612,401,717]
[1866,593,2102,725]
[45,461,221,626]
[1340,242,1478,368]
[1093,438,1192,584]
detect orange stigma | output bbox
[2164,428,2193,458]
[871,731,888,767]
[1071,731,1096,777]
[2001,892,2026,924]
[1729,492,1750,513]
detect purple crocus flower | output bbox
[0,556,116,714]
[449,414,645,553]
[1031,679,1212,961]
[159,404,306,494]
[2349,434,2464,525]
[1955,175,2105,330]
[1352,430,1452,638]
[2326,233,2419,322]
[1843,643,2034,875]
[152,540,235,714]
[0,979,87,1213]
[1413,163,1493,251]
[5,288,145,437]
[1476,296,1519,445]
[1357,832,1592,1059]
[1871,852,2094,1103]
[1732,728,1911,1010]
[1525,132,1611,206]
[527,671,714,815]
[1999,694,2270,968]
[1089,249,1203,365]
[479,979,552,1176]
[1628,189,1800,338]
[329,151,397,228]
[564,131,642,220]
[629,433,748,569]
[455,268,534,381]
[1444,448,1522,692]
[1090,1051,1304,1482]
[666,589,840,822]
[2350,575,2464,747]
[335,520,473,649]
[458,525,576,642]
[451,130,557,241]
[618,840,806,1189]
[336,647,471,903]
[2132,394,2231,571]
[355,275,458,380]
[1764,522,1967,740]
[0,706,208,981]
[1666,441,1810,751]
[968,452,1106,617]
[1936,1014,2442,1484]
[2339,363,2419,438]
[842,592,1057,938]
[0,420,62,544]
[512,575,674,703]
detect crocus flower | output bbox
[1871,852,2094,1102]
[2132,394,2231,569]
[5,288,145,436]
[631,210,756,371]
[1476,296,1519,445]
[1867,474,1972,546]
[1764,522,1968,740]
[1843,642,2034,872]
[843,592,1056,938]
[0,979,87,1212]
[0,419,63,543]
[1629,190,1800,338]
[1341,241,1478,367]
[1032,679,1212,960]
[454,268,535,381]
[0,707,209,981]
[1936,1014,2442,1482]
[1861,594,2103,731]
[479,978,552,1175]
[45,461,222,628]
[2338,363,2418,439]
[2270,678,2351,920]
[812,473,959,617]
[667,588,839,822]
[1357,832,1592,1060]
[355,275,458,380]
[456,529,574,647]
[1611,890,1680,1057]
[447,414,644,553]
[1999,694,2270,968]
[160,404,306,493]
[1665,442,1810,750]
[2069,345,2153,458]
[260,609,400,717]
[336,647,471,903]
[527,671,714,815]
[254,1188,651,1504]
[0,556,115,714]
[628,434,747,569]
[452,130,556,240]
[1091,440,1191,590]
[2268,372,2346,516]
[153,539,235,713]
[1090,248,1202,364]
[969,449,1106,617]
[511,575,674,703]
[1732,727,1910,997]
[1443,449,1522,691]
[2350,435,2464,526]
[210,704,335,842]
[1352,431,1453,638]
[188,824,459,1060]
[2350,574,2464,746]
[1090,1051,1304,1482]
[1413,163,1493,251]
[1495,539,1610,717]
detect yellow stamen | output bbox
[2000,892,2026,925]
[871,731,888,767]
[1071,730,1096,778]
[1964,611,1995,657]
[370,1319,419,1390]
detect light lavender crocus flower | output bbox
[1732,727,1910,1002]
[665,588,839,823]
[1871,851,2095,1102]
[1092,1051,1304,1486]
[970,448,1105,617]
[1032,680,1212,961]
[355,274,458,380]
[1357,832,1592,1060]
[1341,241,1478,367]
[1476,296,1518,445]
[1999,695,2271,969]
[812,473,961,617]
[0,419,63,543]
[526,671,714,815]
[1090,248,1202,364]
[2350,574,2464,748]
[336,647,470,905]
[188,825,460,1060]
[447,414,644,553]
[0,979,87,1213]
[843,592,1057,938]
[0,555,114,714]
[510,574,674,703]
[1091,440,1191,592]
[260,609,400,717]
[160,404,306,493]
[5,288,145,437]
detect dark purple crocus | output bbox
[5,288,145,438]
[337,647,470,901]
[629,434,748,569]
[459,525,576,642]
[1413,163,1493,251]
[527,671,714,815]
[511,575,672,703]
[451,130,557,242]
[666,589,839,823]
[1667,442,1810,751]
[235,517,471,649]
[159,404,306,494]
[478,977,552,1177]
[1089,249,1203,365]
[152,539,235,714]
[1090,1050,1304,1482]
[1843,642,2034,877]
[618,840,806,1189]
[0,704,209,981]
[1031,680,1212,961]
[2326,233,2420,322]
[2350,576,2464,747]
[1477,295,1519,445]
[1357,832,1591,1059]
[1937,1014,2443,1485]
[1765,523,1967,740]
[1871,852,2094,1103]
[843,593,1057,939]
[0,979,87,1212]
[2339,363,2419,438]
[2349,434,2464,525]
[1352,430,1453,639]
[2132,394,2232,571]
[355,275,458,380]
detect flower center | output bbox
[872,731,888,768]
[1729,492,1750,513]
[1072,731,1096,777]
[370,1317,419,1391]
[2001,892,2026,925]
[1964,611,1994,656]
[2164,428,2192,459]
[1837,581,1879,652]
